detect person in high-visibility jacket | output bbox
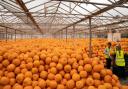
[113,44,126,79]
[104,42,112,69]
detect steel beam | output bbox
[52,0,128,8]
[15,0,43,34]
[54,0,128,33]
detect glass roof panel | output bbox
[25,0,50,9]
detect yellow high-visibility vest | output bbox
[115,50,125,67]
[105,48,110,58]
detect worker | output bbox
[113,44,126,79]
[104,42,112,69]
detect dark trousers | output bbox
[113,66,125,79]
[106,58,111,69]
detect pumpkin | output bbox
[104,83,112,89]
[93,64,104,72]
[48,73,55,80]
[2,59,9,67]
[56,63,63,70]
[45,57,52,64]
[88,86,96,89]
[40,54,46,60]
[52,55,59,63]
[72,73,80,81]
[7,72,15,78]
[25,71,32,78]
[93,72,100,80]
[79,60,84,66]
[3,85,11,89]
[64,73,71,80]
[50,62,56,68]
[98,85,106,89]
[68,58,75,65]
[78,66,84,72]
[40,71,48,79]
[64,65,71,73]
[34,86,41,89]
[100,69,107,77]
[21,68,28,74]
[12,59,20,66]
[38,79,46,88]
[24,86,33,89]
[59,70,65,77]
[79,71,87,78]
[7,64,15,72]
[104,75,112,83]
[70,69,77,76]
[0,77,9,85]
[57,84,65,89]
[55,74,62,82]
[33,55,39,60]
[16,73,24,84]
[14,67,21,74]
[32,68,38,74]
[32,81,38,87]
[23,77,32,86]
[10,78,16,86]
[106,69,112,76]
[94,80,101,87]
[12,84,23,89]
[84,64,92,72]
[33,60,40,67]
[49,80,57,89]
[112,75,119,81]
[72,61,79,69]
[66,80,75,89]
[50,67,57,74]
[86,77,94,86]
[33,74,39,81]
[113,86,119,89]
[26,62,33,70]
[76,80,84,89]
[59,57,67,65]
[38,65,44,72]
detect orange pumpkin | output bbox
[49,80,57,89]
[23,77,32,86]
[86,77,94,86]
[55,74,62,82]
[72,73,80,81]
[0,77,9,85]
[3,85,11,89]
[66,80,75,89]
[57,84,65,89]
[38,79,46,89]
[93,72,100,80]
[64,65,71,73]
[76,80,84,89]
[84,64,92,72]
[104,75,112,83]
[40,71,48,79]
[56,63,63,71]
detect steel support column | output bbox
[73,25,75,38]
[66,28,68,42]
[5,27,7,42]
[15,30,16,41]
[89,18,92,58]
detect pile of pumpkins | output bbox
[0,39,127,89]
